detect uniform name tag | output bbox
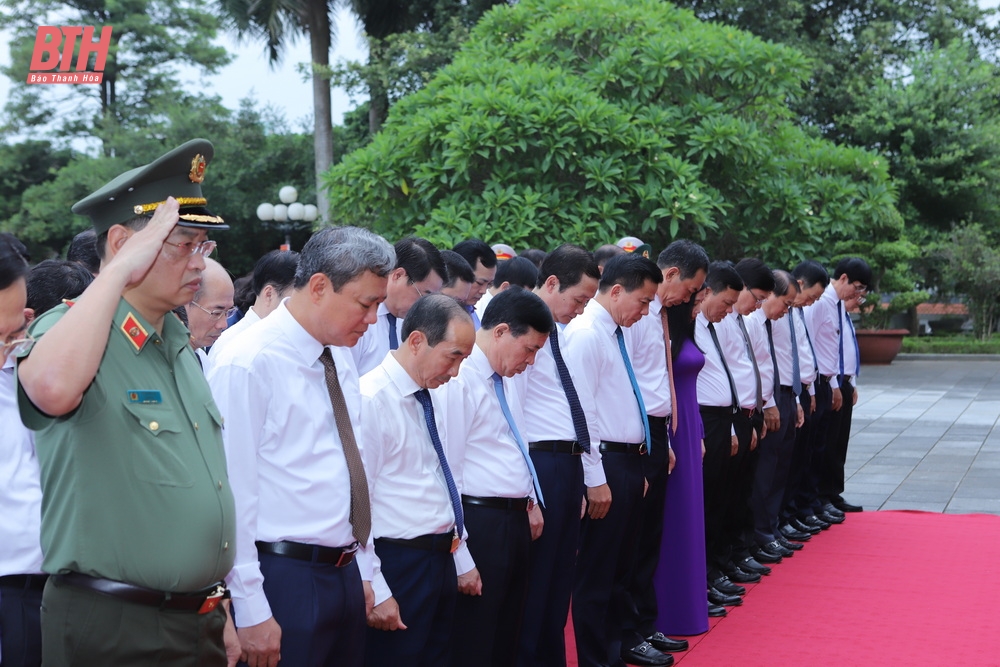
[127,390,162,404]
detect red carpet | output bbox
[567,511,1000,667]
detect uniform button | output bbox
[154,339,161,346]
[223,541,229,550]
[149,421,159,431]
[194,422,199,430]
[217,480,223,490]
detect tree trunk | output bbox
[308,1,333,224]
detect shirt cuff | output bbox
[453,541,476,575]
[582,446,607,487]
[372,572,392,606]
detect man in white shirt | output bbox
[620,240,708,663]
[0,234,46,667]
[562,253,664,667]
[513,244,602,667]
[358,295,475,667]
[209,249,298,360]
[352,236,447,375]
[440,250,476,305]
[185,258,234,368]
[433,287,553,667]
[208,226,395,667]
[747,271,803,558]
[474,256,539,323]
[804,257,871,519]
[451,239,497,329]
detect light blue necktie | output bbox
[845,310,860,376]
[838,301,846,378]
[492,373,545,507]
[788,309,802,396]
[614,326,651,452]
[386,312,399,351]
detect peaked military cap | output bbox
[72,139,227,234]
[616,236,652,259]
[491,243,517,261]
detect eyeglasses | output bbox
[755,297,767,306]
[412,283,426,301]
[190,302,238,321]
[1,331,35,359]
[851,282,868,296]
[162,239,217,259]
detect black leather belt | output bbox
[779,385,796,394]
[376,533,455,553]
[528,440,584,455]
[818,375,833,385]
[599,440,647,455]
[0,574,49,591]
[700,405,736,416]
[738,408,756,418]
[462,495,533,511]
[256,540,358,567]
[54,572,226,614]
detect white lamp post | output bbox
[257,186,315,251]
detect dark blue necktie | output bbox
[765,319,780,397]
[788,309,802,396]
[797,308,819,373]
[615,326,651,452]
[548,329,591,453]
[413,389,464,536]
[492,373,545,506]
[707,321,740,411]
[386,312,399,351]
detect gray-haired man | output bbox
[208,226,396,667]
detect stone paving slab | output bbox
[844,359,1000,515]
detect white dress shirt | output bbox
[622,296,672,418]
[717,312,762,411]
[358,352,460,605]
[208,306,261,361]
[0,356,44,577]
[841,304,860,384]
[562,300,645,444]
[473,289,494,322]
[751,309,797,403]
[433,344,535,574]
[804,284,843,389]
[745,310,778,409]
[207,302,368,627]
[351,303,405,376]
[694,312,736,409]
[794,308,818,395]
[512,324,605,487]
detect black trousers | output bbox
[700,406,735,576]
[798,378,833,516]
[752,389,798,545]
[0,575,45,667]
[821,379,854,500]
[244,552,366,667]
[453,502,531,667]
[781,386,815,522]
[622,415,669,649]
[572,450,645,667]
[517,450,584,667]
[724,410,757,563]
[366,539,457,667]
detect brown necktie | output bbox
[660,309,679,434]
[319,347,371,544]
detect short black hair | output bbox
[520,248,547,269]
[481,286,554,337]
[26,259,94,315]
[400,294,473,347]
[594,244,624,268]
[734,258,775,292]
[395,236,447,284]
[792,260,830,289]
[833,257,872,288]
[232,273,254,312]
[656,240,709,280]
[537,243,600,290]
[0,233,30,290]
[705,260,744,294]
[66,229,101,274]
[494,256,538,290]
[453,239,497,270]
[598,253,663,293]
[772,269,800,296]
[441,250,475,287]
[252,250,299,298]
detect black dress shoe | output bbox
[832,497,863,513]
[708,586,743,607]
[802,514,831,530]
[708,602,728,617]
[647,632,689,653]
[710,575,746,596]
[736,556,771,576]
[761,539,794,557]
[725,566,761,583]
[750,547,783,564]
[817,510,845,524]
[790,517,821,535]
[776,535,804,551]
[821,502,846,519]
[779,523,812,541]
[622,641,674,666]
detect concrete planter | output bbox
[855,329,909,365]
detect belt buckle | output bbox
[197,584,226,614]
[335,542,360,567]
[638,442,648,455]
[450,527,460,554]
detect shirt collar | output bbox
[378,302,390,318]
[112,298,186,356]
[382,351,422,398]
[586,299,619,338]
[468,343,497,381]
[649,295,662,316]
[272,301,324,365]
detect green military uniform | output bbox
[18,299,235,592]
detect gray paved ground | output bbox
[844,358,1000,515]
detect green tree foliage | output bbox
[324,0,900,263]
[0,0,231,148]
[939,223,1000,340]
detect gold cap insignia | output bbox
[189,154,207,183]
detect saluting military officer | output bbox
[16,140,238,666]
